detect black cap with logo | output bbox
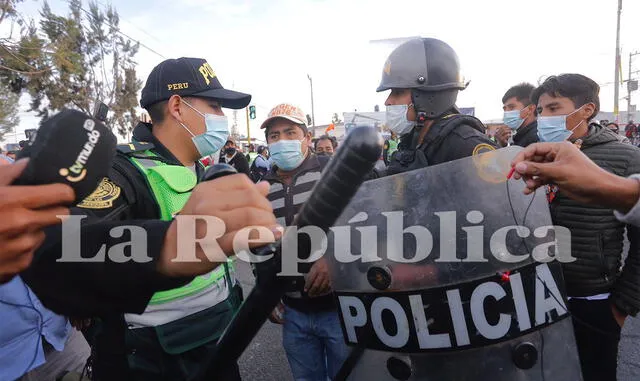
[140,57,251,110]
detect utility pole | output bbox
[614,0,622,122]
[627,51,639,122]
[233,109,238,130]
[307,74,316,136]
[245,107,251,146]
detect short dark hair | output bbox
[146,101,168,124]
[531,74,600,121]
[225,140,235,147]
[502,83,535,106]
[314,135,338,150]
[146,96,205,125]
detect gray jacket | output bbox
[552,124,640,316]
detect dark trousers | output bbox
[569,298,621,381]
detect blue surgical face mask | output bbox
[269,138,305,171]
[386,104,415,136]
[537,106,584,142]
[181,100,229,158]
[503,109,525,131]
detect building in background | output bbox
[483,119,504,138]
[597,111,640,125]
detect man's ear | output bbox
[167,95,185,123]
[582,103,596,121]
[521,104,535,119]
[302,131,312,152]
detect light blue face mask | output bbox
[269,138,305,171]
[503,109,525,131]
[181,100,229,158]
[537,106,584,142]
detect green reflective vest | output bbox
[247,152,258,165]
[387,139,399,158]
[127,151,235,307]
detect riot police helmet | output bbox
[377,38,467,120]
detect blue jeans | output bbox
[283,306,349,381]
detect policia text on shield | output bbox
[3,35,636,379]
[328,38,583,381]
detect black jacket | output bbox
[552,124,640,316]
[513,121,539,147]
[387,113,498,175]
[225,151,251,176]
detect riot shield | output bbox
[326,146,583,381]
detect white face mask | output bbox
[386,104,415,136]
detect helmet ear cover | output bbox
[411,89,459,121]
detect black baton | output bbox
[197,127,383,380]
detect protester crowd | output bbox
[1,37,640,381]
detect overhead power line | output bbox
[76,4,166,59]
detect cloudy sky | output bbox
[5,0,640,144]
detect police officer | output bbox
[374,37,500,342]
[74,57,253,381]
[382,131,398,165]
[379,38,497,176]
[246,144,258,165]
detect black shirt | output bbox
[513,121,539,147]
[225,152,251,176]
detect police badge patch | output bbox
[471,143,496,156]
[472,147,510,184]
[77,177,121,209]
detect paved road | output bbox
[619,310,640,379]
[236,261,293,381]
[235,259,640,380]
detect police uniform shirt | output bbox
[422,115,497,164]
[393,113,497,171]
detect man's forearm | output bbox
[22,220,191,317]
[605,174,640,213]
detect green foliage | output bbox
[0,0,142,138]
[0,82,19,140]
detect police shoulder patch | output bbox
[472,143,496,156]
[77,177,121,209]
[117,141,155,154]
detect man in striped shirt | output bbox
[260,103,348,381]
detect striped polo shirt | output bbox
[264,153,336,312]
